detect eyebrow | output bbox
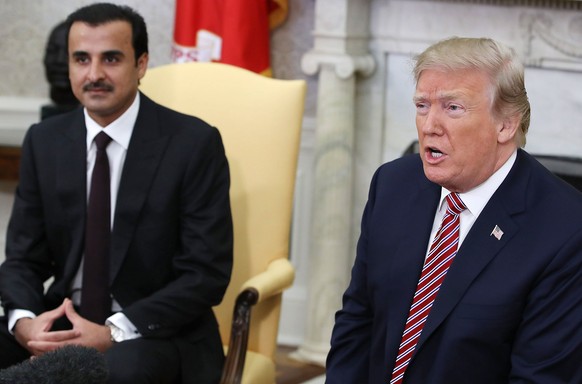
[413,92,467,103]
[71,50,125,58]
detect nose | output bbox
[418,107,442,136]
[87,61,105,83]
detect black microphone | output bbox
[0,345,108,384]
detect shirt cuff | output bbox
[8,309,37,335]
[106,312,142,342]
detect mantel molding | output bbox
[0,96,47,147]
[425,0,582,10]
[520,13,582,70]
[301,51,376,79]
[523,13,582,57]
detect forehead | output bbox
[415,68,493,100]
[68,20,133,53]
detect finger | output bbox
[35,329,80,342]
[64,298,83,323]
[41,300,68,324]
[39,306,67,333]
[27,340,63,355]
[49,299,68,316]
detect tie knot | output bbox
[94,131,112,150]
[445,193,466,215]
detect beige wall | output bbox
[0,0,174,98]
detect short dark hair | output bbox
[65,2,148,62]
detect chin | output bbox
[423,166,450,188]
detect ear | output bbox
[137,52,149,80]
[497,114,520,144]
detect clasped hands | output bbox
[13,298,113,357]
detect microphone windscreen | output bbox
[0,345,108,384]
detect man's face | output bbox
[415,68,515,192]
[68,20,148,127]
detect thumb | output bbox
[63,298,82,323]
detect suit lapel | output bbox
[414,150,529,353]
[56,111,88,280]
[109,95,170,281]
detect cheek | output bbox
[68,69,82,85]
[452,132,499,171]
[455,137,486,163]
[454,119,497,146]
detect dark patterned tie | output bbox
[80,131,112,324]
[390,193,466,383]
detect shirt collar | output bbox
[85,92,140,150]
[438,149,517,216]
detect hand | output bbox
[27,299,114,354]
[14,300,79,356]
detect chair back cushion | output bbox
[140,62,306,360]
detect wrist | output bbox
[13,317,32,334]
[13,317,33,348]
[8,309,36,335]
[107,323,123,343]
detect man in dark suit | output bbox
[0,3,232,383]
[326,37,582,383]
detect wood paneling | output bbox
[0,146,20,180]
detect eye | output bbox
[71,53,90,65]
[446,103,465,115]
[104,55,120,64]
[415,102,429,115]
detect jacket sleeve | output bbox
[325,169,381,383]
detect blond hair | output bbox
[413,37,530,147]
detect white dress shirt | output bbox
[425,150,517,256]
[9,93,142,341]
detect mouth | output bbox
[429,148,443,158]
[425,147,447,163]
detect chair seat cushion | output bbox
[241,351,276,384]
[223,347,276,384]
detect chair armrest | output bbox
[241,258,295,303]
[219,258,295,384]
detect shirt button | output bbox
[148,324,160,331]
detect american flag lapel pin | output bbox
[491,225,504,240]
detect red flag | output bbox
[172,0,288,76]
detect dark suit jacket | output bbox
[326,149,582,383]
[0,93,233,382]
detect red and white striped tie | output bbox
[389,192,466,384]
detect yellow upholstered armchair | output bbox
[139,62,306,384]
